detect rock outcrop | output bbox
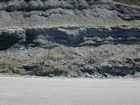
[0,0,113,11]
[0,0,140,78]
[0,25,140,50]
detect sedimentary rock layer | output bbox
[0,25,140,50]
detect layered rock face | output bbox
[0,0,140,77]
[0,0,116,11]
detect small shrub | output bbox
[0,56,26,75]
[34,53,63,64]
[32,64,63,76]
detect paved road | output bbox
[0,77,140,105]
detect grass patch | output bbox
[34,53,63,65]
[0,56,26,75]
[34,48,78,65]
[30,64,63,76]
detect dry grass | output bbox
[31,64,63,76]
[0,56,26,75]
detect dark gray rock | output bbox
[6,0,27,11]
[24,26,140,47]
[28,0,43,10]
[0,28,26,50]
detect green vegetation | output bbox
[34,49,77,64]
[31,49,78,76]
[0,47,79,76]
[32,64,63,76]
[0,56,26,75]
[34,53,63,64]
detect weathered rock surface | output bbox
[0,0,140,78]
[0,25,140,50]
[0,1,140,29]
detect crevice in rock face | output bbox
[0,35,18,50]
[0,30,25,50]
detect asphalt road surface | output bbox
[0,77,140,105]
